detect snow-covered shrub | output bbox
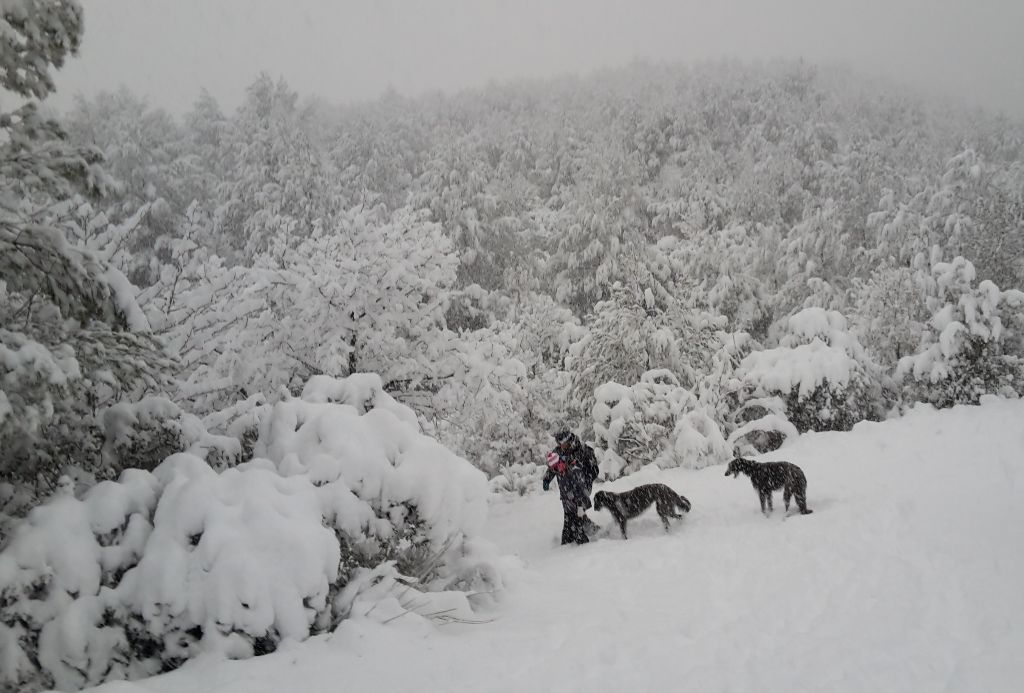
[662,409,732,470]
[488,461,543,496]
[897,257,1024,407]
[734,308,888,433]
[101,397,243,473]
[725,407,800,455]
[852,264,931,370]
[0,482,36,546]
[690,330,787,454]
[0,374,502,693]
[0,392,257,546]
[592,380,670,479]
[592,370,729,479]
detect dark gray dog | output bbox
[593,484,691,539]
[725,457,812,516]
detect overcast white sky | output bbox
[48,0,1024,117]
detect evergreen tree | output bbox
[897,257,1024,407]
[0,0,175,484]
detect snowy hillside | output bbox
[82,397,1024,693]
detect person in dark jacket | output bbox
[543,428,601,545]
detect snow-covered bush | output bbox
[897,257,1024,407]
[591,369,729,480]
[101,397,244,472]
[0,374,503,693]
[734,308,888,433]
[489,462,544,496]
[691,330,785,454]
[852,264,931,370]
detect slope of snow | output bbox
[82,398,1024,693]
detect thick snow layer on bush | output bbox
[117,454,341,652]
[896,256,1024,406]
[257,397,488,550]
[592,373,728,477]
[741,308,877,400]
[733,308,887,434]
[101,397,244,471]
[0,374,497,693]
[300,373,418,426]
[738,339,858,399]
[727,414,801,447]
[783,306,849,343]
[662,410,732,468]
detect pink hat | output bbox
[546,451,561,467]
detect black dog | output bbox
[725,457,812,516]
[593,484,691,539]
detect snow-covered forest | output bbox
[2,2,1023,691]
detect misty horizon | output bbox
[42,0,1024,118]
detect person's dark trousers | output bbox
[561,511,589,545]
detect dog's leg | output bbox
[783,485,792,512]
[796,489,812,514]
[659,508,672,532]
[676,494,691,514]
[758,491,768,516]
[616,514,628,539]
[765,491,774,514]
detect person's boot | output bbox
[561,518,574,545]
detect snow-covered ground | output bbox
[84,398,1024,693]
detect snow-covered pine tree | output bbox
[1,0,175,486]
[550,143,647,315]
[214,74,338,264]
[897,256,1024,407]
[64,88,191,285]
[852,263,931,371]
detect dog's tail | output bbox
[676,494,691,513]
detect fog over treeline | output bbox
[53,0,1024,118]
